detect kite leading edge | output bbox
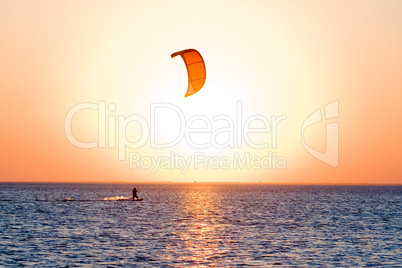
[171,49,206,97]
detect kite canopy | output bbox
[171,49,206,97]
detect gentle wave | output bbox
[0,183,401,266]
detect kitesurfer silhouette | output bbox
[132,187,139,201]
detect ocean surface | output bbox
[0,183,401,267]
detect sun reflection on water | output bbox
[174,185,233,266]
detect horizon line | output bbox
[0,181,401,185]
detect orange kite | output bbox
[171,49,206,97]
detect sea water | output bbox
[0,183,401,267]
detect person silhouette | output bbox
[132,187,139,201]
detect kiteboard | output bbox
[116,198,143,201]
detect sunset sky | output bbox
[0,1,401,183]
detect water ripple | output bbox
[0,183,401,266]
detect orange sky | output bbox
[0,1,401,183]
